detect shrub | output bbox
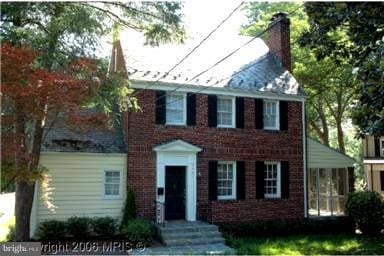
[120,219,156,245]
[66,217,91,238]
[92,217,116,237]
[219,217,354,237]
[37,220,67,241]
[6,224,15,242]
[121,188,136,227]
[346,191,384,235]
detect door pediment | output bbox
[153,140,202,153]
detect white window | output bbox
[166,93,186,125]
[263,100,279,130]
[104,170,121,197]
[380,138,384,157]
[264,162,281,198]
[217,161,236,200]
[217,97,235,128]
[308,168,348,216]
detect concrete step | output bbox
[163,236,226,247]
[161,230,223,240]
[158,222,218,234]
[133,244,236,255]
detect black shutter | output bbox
[255,99,263,129]
[255,161,265,199]
[155,90,166,124]
[236,161,246,200]
[208,161,218,201]
[280,101,288,130]
[208,95,217,127]
[281,161,289,198]
[236,97,244,128]
[374,137,380,157]
[380,171,384,191]
[187,93,196,126]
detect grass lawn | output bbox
[227,233,384,255]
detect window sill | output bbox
[102,195,122,200]
[217,125,235,129]
[165,122,187,126]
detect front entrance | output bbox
[165,166,186,220]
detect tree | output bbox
[1,2,185,241]
[298,2,384,137]
[242,2,358,153]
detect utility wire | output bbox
[129,1,244,98]
[152,8,305,110]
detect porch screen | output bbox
[308,168,348,216]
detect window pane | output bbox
[263,101,277,128]
[166,94,184,124]
[217,98,233,126]
[217,163,234,197]
[308,168,318,216]
[264,163,279,196]
[105,171,120,196]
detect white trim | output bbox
[302,98,308,218]
[131,81,306,102]
[217,96,235,128]
[154,140,202,153]
[155,140,200,221]
[264,161,281,198]
[380,138,384,157]
[165,92,187,126]
[102,170,123,199]
[263,100,280,130]
[363,159,384,164]
[217,161,237,200]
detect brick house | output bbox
[30,13,355,237]
[363,135,384,195]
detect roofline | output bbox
[131,80,307,102]
[307,137,356,162]
[41,151,127,157]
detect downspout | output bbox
[302,98,308,218]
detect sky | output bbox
[100,1,248,58]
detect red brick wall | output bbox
[267,13,291,72]
[126,89,304,222]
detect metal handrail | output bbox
[154,200,165,227]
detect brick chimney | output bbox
[267,12,291,72]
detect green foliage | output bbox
[91,217,117,237]
[120,219,156,245]
[243,2,358,157]
[219,218,354,237]
[121,187,136,227]
[298,2,384,136]
[5,224,15,242]
[37,220,67,241]
[66,217,91,239]
[228,233,384,255]
[346,191,384,235]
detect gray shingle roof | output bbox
[120,29,303,96]
[42,111,126,153]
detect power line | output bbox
[152,18,289,109]
[153,8,312,110]
[129,1,244,98]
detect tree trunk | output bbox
[336,118,345,154]
[14,108,45,241]
[14,181,35,241]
